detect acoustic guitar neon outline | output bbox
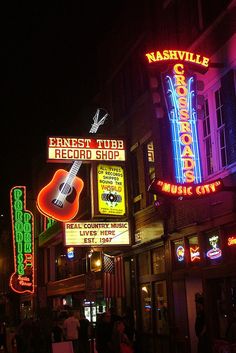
[37,108,108,222]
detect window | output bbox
[140,283,152,333]
[172,239,185,269]
[138,252,150,276]
[152,247,165,274]
[215,88,227,168]
[188,235,201,263]
[203,98,213,175]
[201,79,230,178]
[154,281,169,335]
[205,230,222,263]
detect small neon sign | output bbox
[43,217,56,231]
[190,246,200,262]
[9,186,34,294]
[176,245,185,262]
[228,237,236,246]
[67,247,75,259]
[206,235,222,259]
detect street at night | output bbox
[0,1,236,353]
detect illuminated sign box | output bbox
[47,137,126,162]
[97,164,126,216]
[64,221,130,246]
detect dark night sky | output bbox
[0,1,124,218]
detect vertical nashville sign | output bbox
[9,186,35,294]
[144,50,225,199]
[145,50,210,184]
[162,61,202,184]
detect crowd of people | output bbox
[11,306,136,353]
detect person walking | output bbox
[63,310,80,353]
[95,312,113,353]
[226,308,236,343]
[195,295,210,353]
[110,319,134,353]
[79,314,91,353]
[51,318,64,343]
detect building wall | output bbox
[93,1,236,353]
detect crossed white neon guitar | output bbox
[37,108,108,222]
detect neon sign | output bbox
[206,235,222,259]
[145,49,227,201]
[228,237,236,246]
[37,109,110,222]
[176,245,185,262]
[148,179,223,198]
[9,186,34,294]
[164,63,202,183]
[67,247,75,259]
[43,216,56,231]
[190,246,200,262]
[145,50,209,69]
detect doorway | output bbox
[206,276,236,340]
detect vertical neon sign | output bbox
[9,186,35,294]
[176,245,185,262]
[163,64,202,183]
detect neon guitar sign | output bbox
[37,108,108,222]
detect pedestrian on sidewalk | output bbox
[63,310,80,353]
[79,314,91,353]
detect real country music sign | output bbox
[64,221,130,246]
[47,137,126,162]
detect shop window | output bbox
[90,251,102,272]
[172,239,185,269]
[138,252,150,276]
[152,247,165,274]
[140,283,152,333]
[188,236,201,263]
[205,231,222,263]
[154,281,169,335]
[55,243,70,280]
